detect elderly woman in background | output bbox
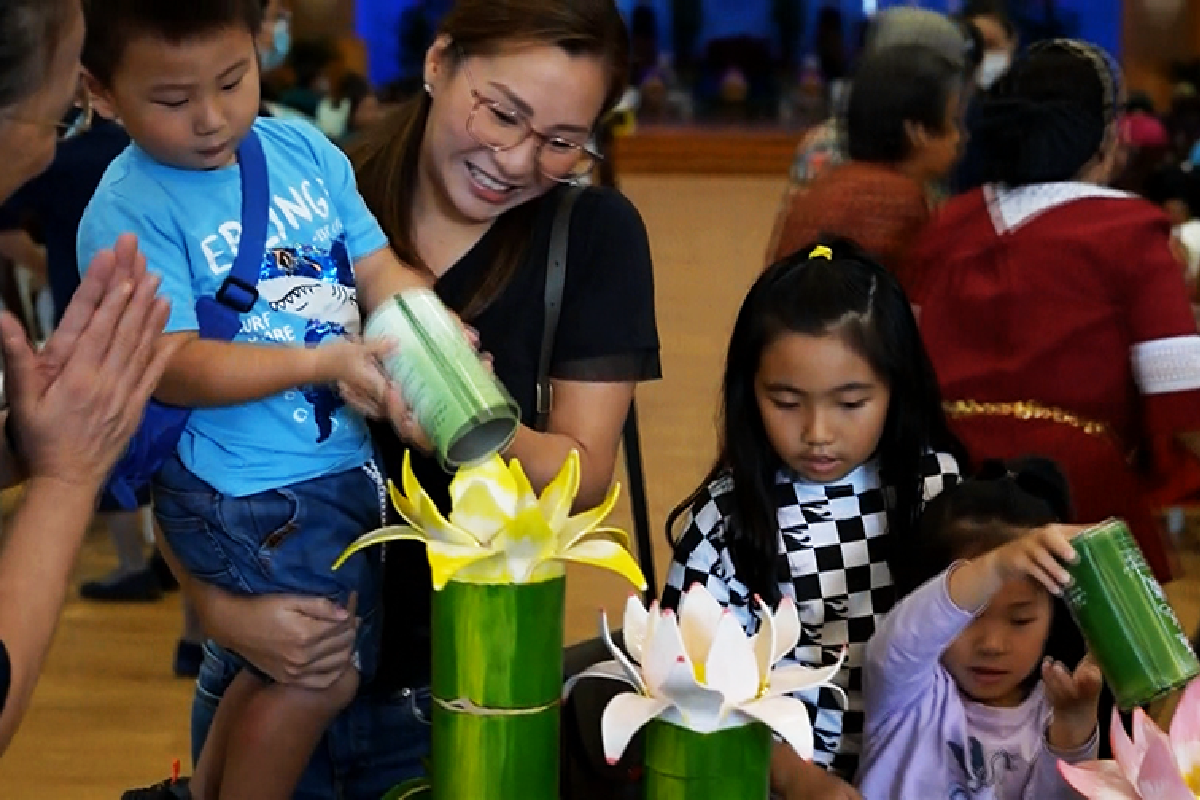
[0,0,175,754]
[764,7,978,265]
[768,42,965,273]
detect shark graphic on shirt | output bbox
[255,234,358,443]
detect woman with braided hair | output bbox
[904,39,1200,584]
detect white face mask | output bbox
[977,51,1011,90]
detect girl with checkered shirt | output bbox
[663,240,967,799]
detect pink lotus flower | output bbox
[1058,678,1200,798]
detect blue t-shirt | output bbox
[77,118,388,497]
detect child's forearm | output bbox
[353,247,430,315]
[946,556,1003,613]
[1047,709,1098,752]
[154,334,331,407]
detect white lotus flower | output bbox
[584,584,845,763]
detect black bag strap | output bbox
[536,185,584,431]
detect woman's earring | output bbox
[424,82,434,96]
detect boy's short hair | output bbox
[83,0,263,86]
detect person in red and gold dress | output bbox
[905,39,1200,582]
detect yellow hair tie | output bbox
[809,245,833,260]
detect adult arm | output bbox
[154,535,358,689]
[505,379,633,510]
[511,188,658,509]
[0,235,175,754]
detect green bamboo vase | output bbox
[643,718,773,800]
[429,575,566,800]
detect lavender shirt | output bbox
[855,570,1096,799]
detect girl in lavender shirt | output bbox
[857,459,1101,799]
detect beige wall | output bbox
[1122,0,1200,107]
[291,0,355,41]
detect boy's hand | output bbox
[321,337,393,418]
[1044,653,1103,751]
[985,524,1083,596]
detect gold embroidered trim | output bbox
[945,400,1110,437]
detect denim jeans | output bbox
[192,641,432,799]
[154,453,383,678]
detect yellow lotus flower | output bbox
[335,450,648,590]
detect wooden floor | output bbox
[2,174,1199,797]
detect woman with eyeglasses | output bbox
[0,0,174,756]
[170,0,659,797]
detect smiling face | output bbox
[89,26,261,171]
[754,329,891,484]
[418,39,608,226]
[942,576,1053,707]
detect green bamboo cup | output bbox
[429,576,567,800]
[366,289,519,471]
[1063,518,1200,709]
[642,718,773,800]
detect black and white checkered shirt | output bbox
[663,452,961,780]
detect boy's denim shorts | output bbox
[152,453,384,680]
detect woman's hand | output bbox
[1,233,176,489]
[372,326,488,456]
[156,523,359,690]
[202,588,359,690]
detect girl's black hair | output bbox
[974,39,1121,187]
[666,238,967,604]
[847,44,964,165]
[896,456,1072,596]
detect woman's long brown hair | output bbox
[350,0,630,320]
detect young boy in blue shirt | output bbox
[77,2,434,797]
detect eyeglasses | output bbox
[2,80,93,142]
[460,59,602,184]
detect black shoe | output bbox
[79,567,162,602]
[150,550,180,592]
[121,776,191,799]
[173,639,204,679]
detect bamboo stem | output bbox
[429,577,566,800]
[643,719,772,800]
